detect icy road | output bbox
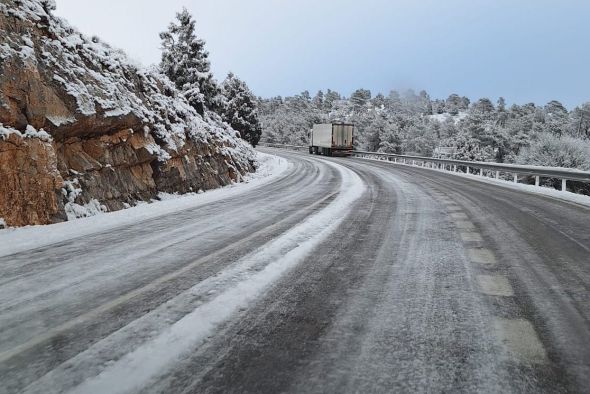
[1,148,590,393]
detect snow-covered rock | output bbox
[0,0,256,226]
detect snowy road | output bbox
[1,148,589,393]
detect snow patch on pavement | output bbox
[54,160,364,394]
[0,152,289,257]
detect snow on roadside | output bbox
[452,170,590,207]
[0,151,290,257]
[60,159,365,394]
[361,156,590,207]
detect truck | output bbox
[308,123,354,156]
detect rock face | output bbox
[0,0,256,226]
[0,131,65,225]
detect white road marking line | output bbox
[493,318,548,364]
[460,231,483,242]
[477,275,514,297]
[468,248,497,267]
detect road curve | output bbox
[0,148,589,393]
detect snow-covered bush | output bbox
[516,133,590,170]
[516,133,590,192]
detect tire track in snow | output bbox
[26,159,365,394]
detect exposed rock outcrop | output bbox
[0,0,256,226]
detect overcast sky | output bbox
[54,0,590,107]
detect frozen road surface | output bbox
[1,148,589,393]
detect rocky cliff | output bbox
[0,0,256,227]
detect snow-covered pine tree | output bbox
[312,90,324,110]
[323,89,341,112]
[221,72,262,147]
[350,89,372,109]
[446,94,462,115]
[569,103,590,138]
[418,90,433,115]
[543,100,568,136]
[160,8,220,115]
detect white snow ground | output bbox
[0,152,289,257]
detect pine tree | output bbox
[418,90,432,115]
[371,93,387,109]
[312,90,324,110]
[569,103,590,138]
[543,100,568,136]
[221,72,262,146]
[160,8,220,115]
[323,89,341,111]
[350,89,372,109]
[387,90,403,113]
[446,94,462,115]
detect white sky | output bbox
[54,0,590,107]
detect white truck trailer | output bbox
[309,123,354,156]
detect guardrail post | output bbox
[479,169,483,176]
[535,176,540,187]
[513,173,518,183]
[466,166,470,174]
[495,171,500,179]
[412,160,415,166]
[562,179,567,192]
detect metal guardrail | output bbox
[259,143,590,192]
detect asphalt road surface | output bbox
[1,148,589,393]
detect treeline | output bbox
[159,9,262,146]
[258,89,590,171]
